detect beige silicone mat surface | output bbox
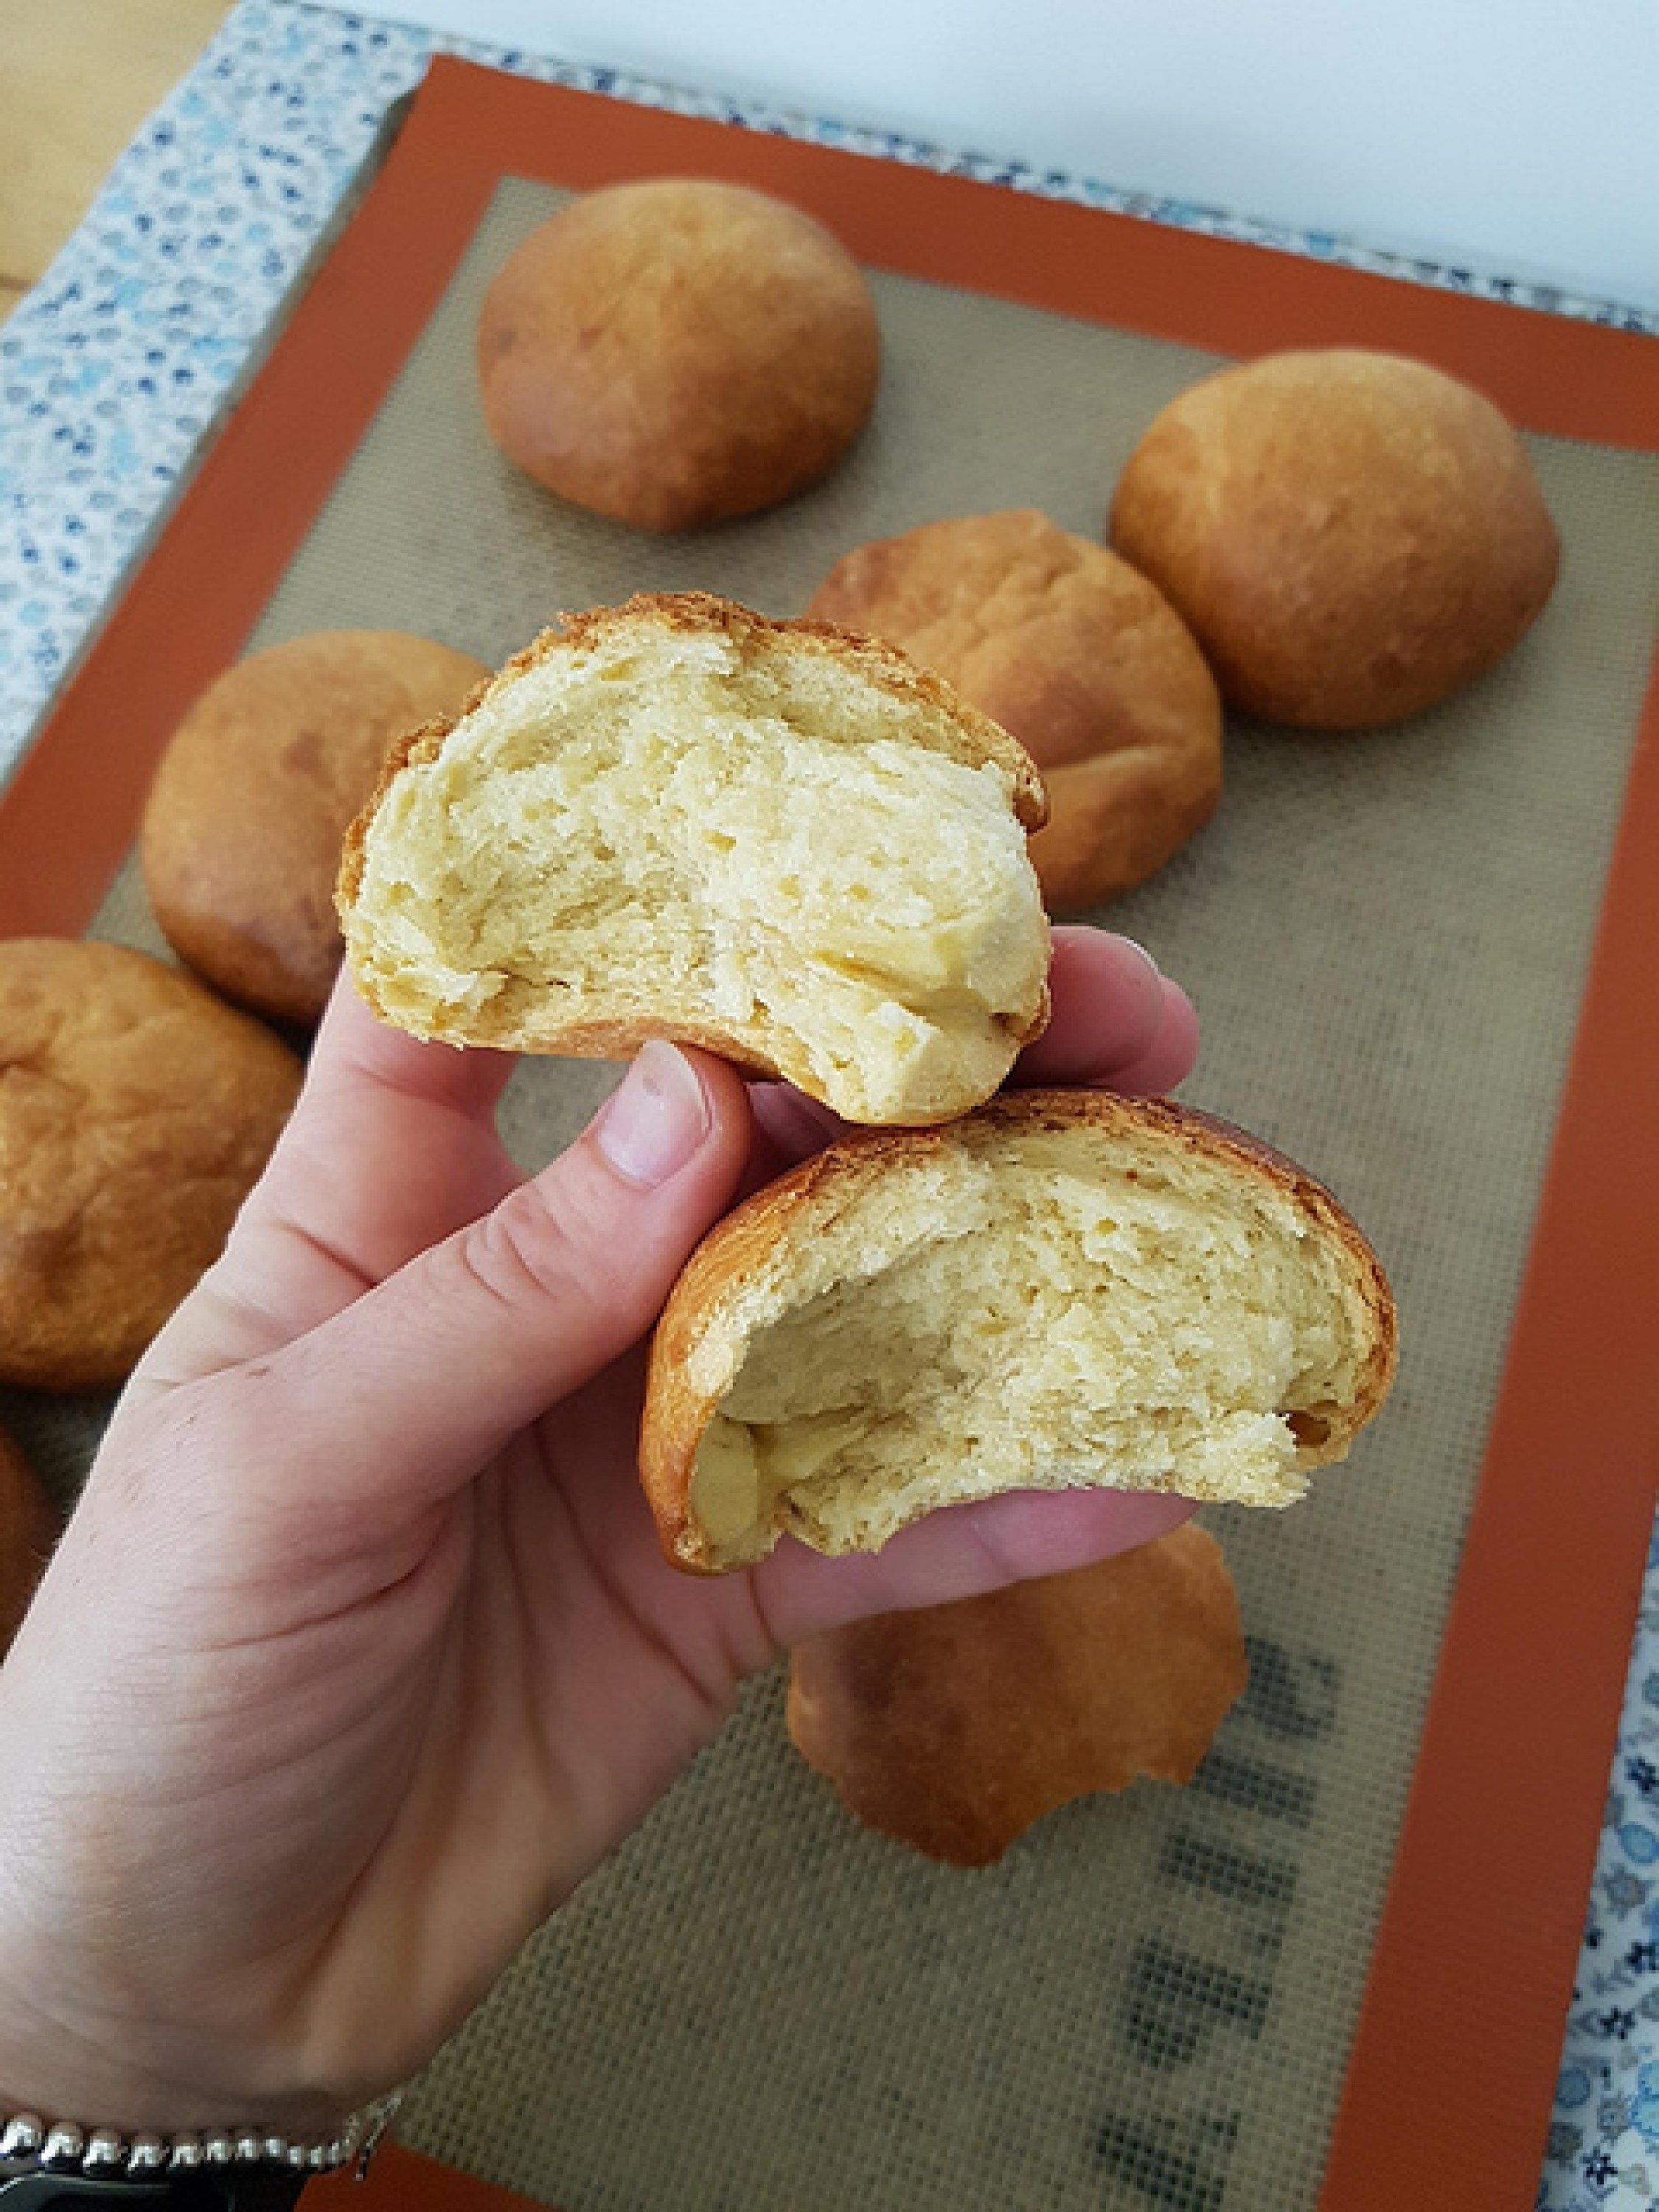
[6,177,1659,2211]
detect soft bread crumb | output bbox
[643,1094,1397,1571]
[341,596,1049,1124]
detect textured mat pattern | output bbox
[4,176,1656,2210]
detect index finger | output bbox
[1014,927,1196,1091]
[305,967,517,1124]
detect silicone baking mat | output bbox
[2,60,1658,2212]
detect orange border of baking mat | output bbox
[309,2146,538,2209]
[1,57,1656,2209]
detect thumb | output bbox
[248,1042,750,1514]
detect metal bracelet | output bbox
[0,2095,401,2186]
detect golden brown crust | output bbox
[641,1089,1398,1571]
[805,511,1221,909]
[336,714,448,917]
[0,1425,57,1652]
[0,940,302,1391]
[1108,348,1560,729]
[476,178,880,532]
[143,630,486,1025]
[786,1524,1247,1864]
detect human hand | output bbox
[0,929,1197,2133]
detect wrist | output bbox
[0,2084,349,2148]
[0,2036,348,2142]
[0,2038,279,2140]
[0,1969,350,2140]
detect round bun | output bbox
[0,1425,56,1651]
[806,510,1222,910]
[476,179,881,532]
[641,1088,1397,1572]
[787,1525,1247,1865]
[0,941,302,1391]
[1108,349,1559,728]
[142,630,487,1026]
[340,593,1048,1128]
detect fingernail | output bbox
[595,1042,712,1188]
[1115,935,1162,981]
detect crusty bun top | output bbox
[805,509,1223,911]
[141,629,487,1026]
[476,178,881,533]
[787,1523,1247,1865]
[0,939,302,1393]
[339,593,1051,1127]
[641,1089,1397,1572]
[1108,348,1559,729]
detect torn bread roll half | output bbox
[641,1091,1396,1571]
[338,593,1050,1125]
[787,1525,1247,1865]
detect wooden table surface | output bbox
[0,0,234,321]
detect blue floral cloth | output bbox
[1540,1523,1659,2210]
[0,7,1653,2201]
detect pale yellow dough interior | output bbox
[688,1130,1369,1565]
[347,628,1046,1122]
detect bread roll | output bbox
[806,510,1222,911]
[142,630,487,1025]
[787,1525,1246,1865]
[477,179,880,532]
[339,594,1050,1126]
[0,940,302,1391]
[641,1090,1396,1571]
[1109,349,1559,728]
[0,1425,55,1652]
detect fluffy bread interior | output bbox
[341,599,1049,1124]
[649,1102,1393,1569]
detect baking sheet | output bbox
[4,161,1656,2210]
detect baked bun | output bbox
[1109,349,1559,728]
[142,630,487,1026]
[340,594,1050,1126]
[787,1525,1246,1865]
[476,179,881,532]
[806,510,1222,911]
[0,941,302,1391]
[0,1425,56,1651]
[641,1090,1396,1572]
